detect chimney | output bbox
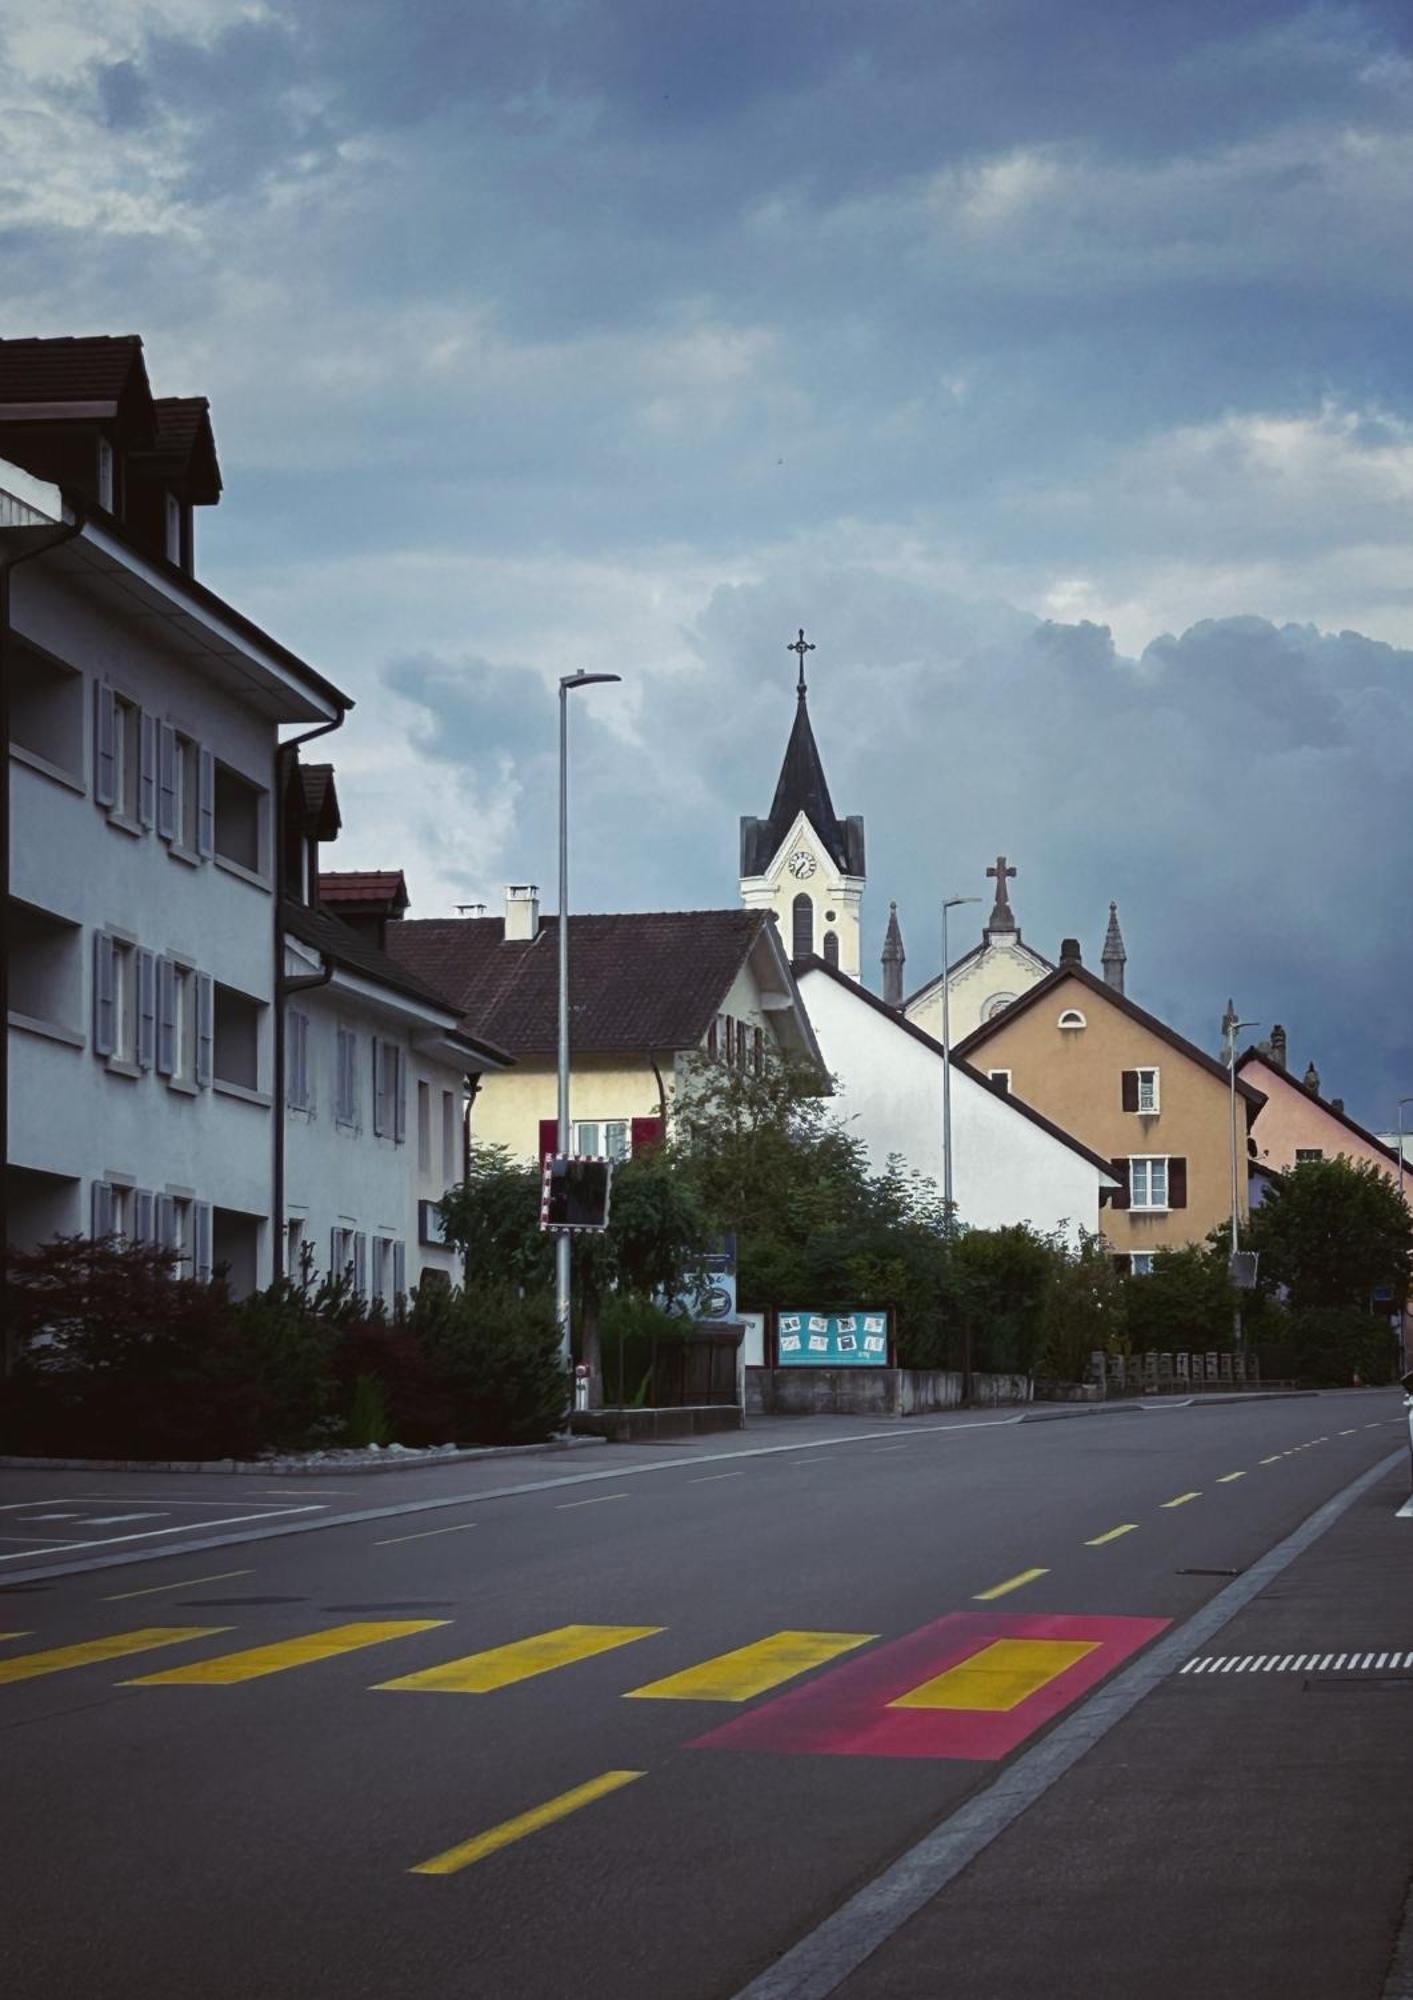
[1303,1060,1321,1094]
[1331,1097,1345,1115]
[1059,937,1083,969]
[504,884,540,942]
[881,901,905,1007]
[1269,1024,1287,1072]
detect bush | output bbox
[1285,1307,1400,1387]
[597,1293,690,1407]
[415,1283,568,1444]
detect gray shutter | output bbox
[134,1189,154,1247]
[93,931,116,1057]
[195,972,214,1087]
[156,957,177,1076]
[194,1202,212,1282]
[393,1046,406,1143]
[372,1039,386,1137]
[137,948,156,1070]
[331,1227,342,1275]
[156,1193,176,1252]
[91,1180,114,1240]
[94,682,116,806]
[392,1239,406,1303]
[353,1232,367,1297]
[196,747,215,859]
[157,724,177,840]
[137,712,155,828]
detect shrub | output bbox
[416,1283,568,1444]
[597,1293,690,1407]
[1285,1307,1400,1387]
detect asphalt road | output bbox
[2,1391,1408,2000]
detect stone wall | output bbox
[745,1368,1033,1417]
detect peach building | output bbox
[1239,1031,1406,1188]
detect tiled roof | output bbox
[0,334,149,407]
[740,691,865,880]
[132,396,222,502]
[388,908,771,1059]
[296,764,341,840]
[318,869,409,911]
[1236,1046,1403,1170]
[285,904,510,1066]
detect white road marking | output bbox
[0,1504,323,1563]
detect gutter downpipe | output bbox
[2,508,83,1373]
[271,715,344,1282]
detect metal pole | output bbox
[941,898,954,1240]
[556,681,571,1369]
[1225,1009,1259,1350]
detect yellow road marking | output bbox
[103,1569,251,1602]
[1161,1492,1201,1509]
[1085,1524,1138,1547]
[126,1620,446,1685]
[410,1770,644,1876]
[556,1493,629,1510]
[375,1522,477,1546]
[1216,1472,1247,1484]
[973,1567,1048,1602]
[376,1623,662,1694]
[0,1627,228,1686]
[0,1632,32,1642]
[892,1638,1100,1713]
[1260,1455,1283,1464]
[625,1630,874,1702]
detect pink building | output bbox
[1240,1028,1406,1189]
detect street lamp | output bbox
[1222,1002,1260,1347]
[555,670,621,1373]
[940,897,981,1240]
[1397,1098,1413,1211]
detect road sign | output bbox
[539,1155,613,1232]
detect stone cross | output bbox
[986,855,1017,929]
[788,627,815,695]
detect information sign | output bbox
[776,1310,889,1367]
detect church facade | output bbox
[738,631,866,978]
[903,858,1053,1045]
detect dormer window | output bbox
[97,437,114,512]
[1058,1008,1086,1030]
[164,491,182,564]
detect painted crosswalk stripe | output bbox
[0,1627,228,1686]
[891,1638,1100,1714]
[626,1631,875,1703]
[410,1770,644,1876]
[126,1620,446,1685]
[973,1568,1048,1603]
[376,1624,662,1695]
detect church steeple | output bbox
[1102,900,1127,995]
[881,902,905,1006]
[739,628,866,978]
[984,855,1018,938]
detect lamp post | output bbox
[1223,1003,1260,1348]
[940,897,981,1239]
[1397,1098,1413,1211]
[555,671,621,1374]
[1396,1099,1413,1378]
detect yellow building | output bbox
[954,940,1265,1270]
[388,890,821,1166]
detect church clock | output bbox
[787,849,817,880]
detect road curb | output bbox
[0,1436,608,1477]
[1022,1391,1316,1421]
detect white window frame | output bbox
[1058,1008,1086,1031]
[988,1069,1012,1092]
[1295,1147,1324,1164]
[417,1079,432,1174]
[572,1119,630,1161]
[1136,1066,1160,1114]
[335,1024,359,1127]
[1130,1252,1154,1277]
[111,936,138,1066]
[442,1088,457,1184]
[1129,1155,1170,1212]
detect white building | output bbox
[795,957,1118,1240]
[4,334,351,1294]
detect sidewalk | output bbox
[830,1459,1413,2000]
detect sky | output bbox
[6,0,1413,1127]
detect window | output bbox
[97,437,114,511]
[10,637,83,782]
[286,1216,305,1281]
[287,1008,312,1110]
[823,931,839,968]
[335,1025,358,1125]
[753,1025,764,1076]
[93,933,141,1067]
[1123,1067,1160,1114]
[8,899,82,1039]
[372,1237,407,1307]
[792,892,814,960]
[573,1120,630,1161]
[112,693,141,821]
[985,992,1017,1021]
[1058,1008,1086,1031]
[213,762,265,874]
[156,960,202,1086]
[442,1089,457,1183]
[1129,1157,1169,1210]
[164,491,182,564]
[1130,1252,1154,1277]
[988,1069,1011,1094]
[213,983,262,1092]
[158,728,201,851]
[417,1080,432,1173]
[372,1038,406,1141]
[1295,1148,1324,1164]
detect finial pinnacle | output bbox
[788,626,815,696]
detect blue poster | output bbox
[777,1311,889,1367]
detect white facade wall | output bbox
[283,961,466,1299]
[799,967,1108,1242]
[740,808,864,978]
[906,935,1051,1045]
[9,558,293,1291]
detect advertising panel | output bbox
[776,1310,890,1367]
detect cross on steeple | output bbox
[788,627,815,697]
[986,854,1017,933]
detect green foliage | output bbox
[416,1283,568,1444]
[598,1293,689,1407]
[1039,1232,1127,1381]
[1124,1241,1239,1354]
[1247,1157,1412,1315]
[344,1373,393,1448]
[438,1143,555,1291]
[1283,1306,1400,1387]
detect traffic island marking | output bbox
[410,1769,644,1876]
[690,1611,1170,1761]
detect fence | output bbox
[1088,1349,1261,1395]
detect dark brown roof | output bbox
[319,869,409,911]
[389,908,774,1059]
[954,962,1267,1111]
[794,955,1121,1181]
[296,764,341,841]
[284,903,508,1067]
[0,334,150,411]
[131,396,222,504]
[1236,1047,1403,1171]
[740,690,864,878]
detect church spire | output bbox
[1102,900,1127,995]
[882,901,905,1006]
[738,628,865,881]
[985,855,1018,936]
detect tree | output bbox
[1040,1231,1126,1382]
[1124,1241,1239,1354]
[1246,1158,1412,1314]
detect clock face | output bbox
[788,849,816,880]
